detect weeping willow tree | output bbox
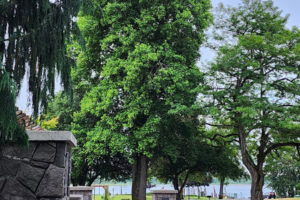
[0,0,80,146]
[0,67,27,147]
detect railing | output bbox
[92,185,109,200]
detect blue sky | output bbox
[16,0,300,113]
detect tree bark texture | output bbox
[173,175,181,200]
[238,124,265,200]
[132,154,147,200]
[250,169,264,200]
[219,177,225,199]
[172,172,189,200]
[173,175,183,200]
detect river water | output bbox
[92,183,272,198]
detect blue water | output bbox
[92,183,272,198]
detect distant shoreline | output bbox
[93,182,259,186]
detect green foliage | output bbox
[0,0,80,147]
[74,0,212,166]
[149,113,245,199]
[41,92,132,186]
[297,183,300,190]
[201,0,300,198]
[265,148,300,197]
[0,0,80,116]
[296,183,300,195]
[204,0,300,164]
[71,2,212,196]
[151,135,245,186]
[213,149,247,182]
[149,118,204,183]
[203,128,247,182]
[0,68,28,147]
[42,92,79,131]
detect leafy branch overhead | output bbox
[0,0,80,116]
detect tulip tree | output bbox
[73,1,211,199]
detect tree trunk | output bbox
[132,154,147,200]
[219,177,225,199]
[238,124,265,200]
[173,175,183,200]
[249,169,264,200]
[172,172,189,200]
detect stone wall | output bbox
[70,186,93,200]
[151,190,178,200]
[0,131,77,200]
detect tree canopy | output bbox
[73,0,211,199]
[265,147,300,197]
[41,92,132,186]
[151,135,244,200]
[201,0,300,199]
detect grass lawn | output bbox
[93,194,152,200]
[93,194,208,200]
[276,199,300,200]
[92,195,300,200]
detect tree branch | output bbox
[265,142,300,156]
[211,133,238,141]
[179,170,190,195]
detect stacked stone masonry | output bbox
[0,131,76,200]
[70,186,93,200]
[16,107,44,131]
[151,190,178,200]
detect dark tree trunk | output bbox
[249,168,264,200]
[219,176,225,199]
[175,188,182,200]
[132,154,147,200]
[239,124,265,200]
[172,172,189,200]
[173,175,182,200]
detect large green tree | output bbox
[74,1,211,199]
[0,0,80,146]
[204,128,248,199]
[200,0,300,199]
[149,117,208,200]
[151,138,243,200]
[150,116,245,200]
[265,147,300,197]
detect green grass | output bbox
[92,194,152,200]
[92,195,218,200]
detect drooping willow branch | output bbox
[0,0,80,116]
